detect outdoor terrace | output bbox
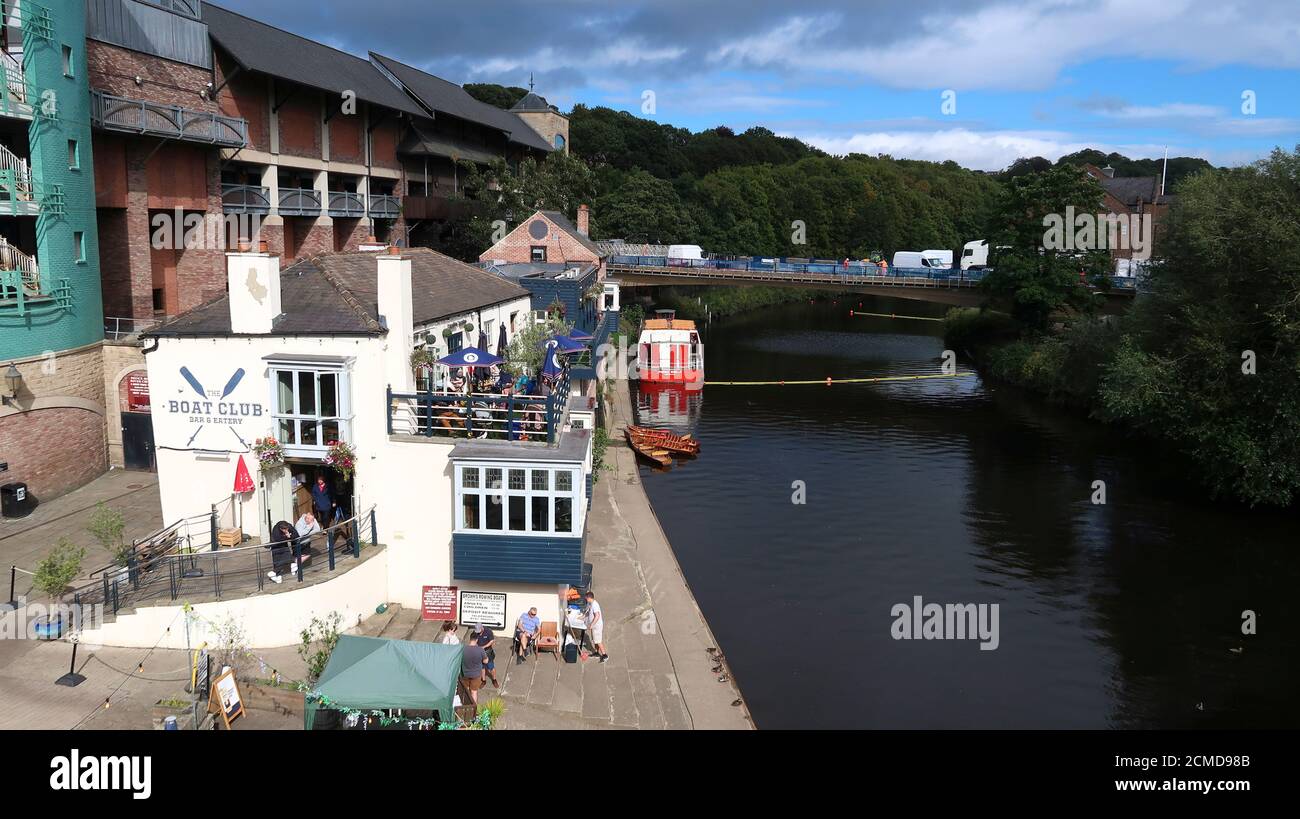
[388,369,571,444]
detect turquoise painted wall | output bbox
[0,0,104,359]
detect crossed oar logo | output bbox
[180,366,248,447]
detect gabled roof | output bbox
[538,211,602,257]
[202,3,426,118]
[147,248,531,338]
[511,91,558,114]
[370,52,554,154]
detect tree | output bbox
[504,315,571,378]
[595,169,695,242]
[33,539,85,604]
[462,83,529,110]
[1099,147,1300,506]
[980,165,1111,329]
[86,502,128,566]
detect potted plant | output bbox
[32,539,85,640]
[151,696,193,730]
[252,437,285,472]
[86,502,131,584]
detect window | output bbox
[554,134,566,150]
[455,464,583,537]
[530,246,547,263]
[73,232,85,263]
[269,366,350,452]
[61,45,73,77]
[67,139,79,170]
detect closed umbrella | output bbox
[478,328,489,352]
[541,340,563,384]
[497,322,509,356]
[233,455,255,494]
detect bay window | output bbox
[269,363,351,455]
[455,463,583,537]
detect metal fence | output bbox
[222,184,272,213]
[91,91,247,148]
[67,507,378,619]
[389,370,571,444]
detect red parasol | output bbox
[233,455,255,494]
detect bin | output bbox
[0,482,34,519]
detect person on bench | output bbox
[294,510,322,568]
[514,607,540,665]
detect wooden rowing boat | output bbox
[627,425,701,455]
[625,428,673,466]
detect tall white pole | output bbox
[1161,146,1169,197]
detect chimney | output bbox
[577,204,590,237]
[227,245,281,334]
[1101,165,1115,178]
[377,252,415,393]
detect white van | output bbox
[667,245,704,261]
[892,251,949,269]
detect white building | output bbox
[84,246,592,648]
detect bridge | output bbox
[607,255,1140,308]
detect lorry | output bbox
[667,245,704,266]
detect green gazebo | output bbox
[305,635,464,729]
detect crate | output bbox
[217,528,243,548]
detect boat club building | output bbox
[86,245,592,648]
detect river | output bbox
[631,296,1299,729]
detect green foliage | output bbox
[942,307,1020,354]
[980,164,1111,329]
[595,169,695,242]
[592,428,610,482]
[462,83,529,110]
[1097,147,1300,506]
[504,315,570,378]
[86,502,128,566]
[658,286,837,321]
[299,612,344,686]
[983,319,1120,408]
[33,539,85,601]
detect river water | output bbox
[631,297,1299,729]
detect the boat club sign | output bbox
[160,365,267,449]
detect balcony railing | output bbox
[389,369,571,444]
[369,194,401,219]
[91,90,247,148]
[279,187,321,216]
[328,191,365,218]
[221,184,271,214]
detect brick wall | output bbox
[279,92,322,158]
[479,213,600,265]
[215,52,270,153]
[334,218,371,253]
[0,408,107,501]
[87,41,217,112]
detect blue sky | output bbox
[213,0,1300,170]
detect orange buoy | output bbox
[826,377,833,386]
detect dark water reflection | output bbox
[633,298,1299,729]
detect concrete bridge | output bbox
[607,255,1139,309]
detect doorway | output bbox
[268,460,355,534]
[121,412,156,471]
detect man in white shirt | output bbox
[585,591,607,663]
[293,510,322,567]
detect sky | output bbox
[212,0,1300,171]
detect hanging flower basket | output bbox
[325,440,357,481]
[252,437,285,472]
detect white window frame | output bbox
[268,363,352,458]
[454,461,584,538]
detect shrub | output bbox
[87,502,129,566]
[33,539,85,602]
[299,612,344,685]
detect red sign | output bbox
[421,585,458,621]
[126,371,151,412]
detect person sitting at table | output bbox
[514,607,541,664]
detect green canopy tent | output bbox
[305,635,464,729]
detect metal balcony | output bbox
[279,187,321,217]
[328,191,366,218]
[221,184,271,214]
[369,194,401,219]
[92,90,248,148]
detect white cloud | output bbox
[798,127,1185,170]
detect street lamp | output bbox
[2,363,20,406]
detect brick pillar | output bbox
[124,143,154,320]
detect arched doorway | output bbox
[119,370,155,471]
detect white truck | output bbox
[961,240,989,270]
[667,245,704,265]
[892,251,950,269]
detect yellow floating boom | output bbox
[706,372,979,386]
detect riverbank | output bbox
[596,380,753,728]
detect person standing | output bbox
[311,476,336,523]
[438,622,460,645]
[585,591,607,663]
[475,625,499,689]
[459,639,488,705]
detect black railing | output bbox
[328,191,365,218]
[222,184,271,213]
[389,369,571,444]
[66,508,378,618]
[279,187,322,216]
[91,90,247,148]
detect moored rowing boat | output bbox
[627,425,701,455]
[625,428,673,466]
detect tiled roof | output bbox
[147,249,531,337]
[538,211,603,257]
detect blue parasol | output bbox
[550,334,587,354]
[437,347,503,369]
[567,327,595,341]
[541,340,563,383]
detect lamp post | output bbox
[2,363,20,407]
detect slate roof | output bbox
[147,249,530,338]
[370,53,554,153]
[1099,175,1172,206]
[202,4,427,119]
[538,211,603,257]
[510,91,556,113]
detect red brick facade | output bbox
[479,211,601,267]
[0,409,108,501]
